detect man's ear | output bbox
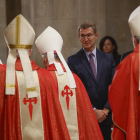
[43,57,47,63]
[43,57,49,68]
[95,32,98,39]
[29,49,32,58]
[134,37,139,46]
[78,35,81,41]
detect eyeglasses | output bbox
[80,33,96,40]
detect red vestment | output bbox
[47,63,104,140]
[0,64,6,73]
[109,44,140,140]
[0,59,71,140]
[0,64,6,138]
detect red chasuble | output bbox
[0,59,71,140]
[0,63,6,73]
[47,63,104,140]
[0,64,6,139]
[109,44,140,140]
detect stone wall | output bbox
[105,0,140,54]
[21,0,106,67]
[0,0,7,64]
[1,0,140,66]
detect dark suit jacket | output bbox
[67,48,116,125]
[120,50,133,62]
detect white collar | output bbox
[83,47,96,57]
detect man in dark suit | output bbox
[67,22,116,140]
[120,50,133,61]
[120,37,134,62]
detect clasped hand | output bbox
[94,108,109,123]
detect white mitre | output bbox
[128,6,140,37]
[4,14,37,98]
[35,26,76,88]
[0,59,3,65]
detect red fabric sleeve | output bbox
[38,68,71,140]
[109,49,140,140]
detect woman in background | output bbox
[99,36,121,66]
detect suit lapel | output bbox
[78,49,97,82]
[96,49,103,83]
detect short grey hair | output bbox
[10,49,30,58]
[42,53,61,62]
[135,36,140,42]
[78,22,97,35]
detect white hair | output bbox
[9,49,30,58]
[42,53,61,61]
[132,36,140,48]
[135,36,140,42]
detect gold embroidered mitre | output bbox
[4,14,37,98]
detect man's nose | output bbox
[84,36,88,41]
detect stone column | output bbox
[0,0,7,64]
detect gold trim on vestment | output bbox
[6,84,15,88]
[26,87,36,92]
[16,16,21,44]
[111,115,126,140]
[7,44,32,49]
[112,118,126,134]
